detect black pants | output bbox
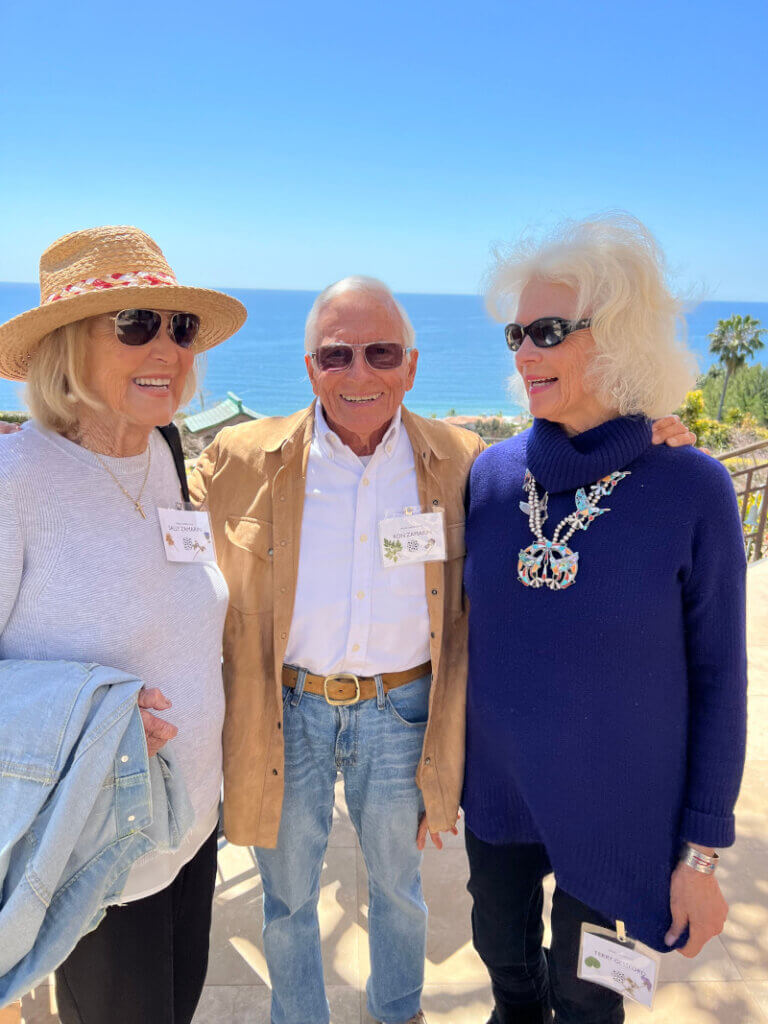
[466,828,625,1024]
[55,828,218,1024]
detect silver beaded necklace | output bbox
[518,468,630,590]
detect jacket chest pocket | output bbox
[222,516,274,614]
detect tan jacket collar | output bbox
[261,403,315,453]
[401,405,454,460]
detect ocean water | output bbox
[1,283,766,418]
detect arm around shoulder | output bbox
[187,431,224,510]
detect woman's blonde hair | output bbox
[25,318,199,432]
[485,213,697,418]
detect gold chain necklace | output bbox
[91,442,152,519]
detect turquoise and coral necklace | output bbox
[517,468,630,590]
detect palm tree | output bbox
[708,314,766,420]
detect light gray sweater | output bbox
[0,421,228,900]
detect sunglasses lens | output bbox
[527,319,566,347]
[114,309,161,346]
[316,345,353,371]
[365,343,404,369]
[505,324,524,351]
[170,313,200,349]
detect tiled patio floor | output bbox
[15,560,768,1023]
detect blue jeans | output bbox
[255,669,430,1024]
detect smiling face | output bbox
[81,309,195,449]
[514,279,616,435]
[305,291,418,454]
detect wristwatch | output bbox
[680,844,719,874]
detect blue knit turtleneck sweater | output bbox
[462,416,747,952]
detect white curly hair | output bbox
[485,213,697,419]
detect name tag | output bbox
[157,507,216,563]
[378,509,446,567]
[578,922,660,1010]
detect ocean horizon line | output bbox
[2,281,767,305]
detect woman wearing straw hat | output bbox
[0,226,246,1024]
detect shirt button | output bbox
[362,478,370,487]
[280,632,287,639]
[424,757,431,765]
[280,540,287,547]
[128,815,136,822]
[356,591,365,599]
[360,534,368,543]
[280,495,286,502]
[121,755,129,763]
[280,586,287,593]
[352,643,360,652]
[430,631,436,638]
[386,444,392,454]
[431,588,438,595]
[272,768,279,776]
[432,499,439,505]
[268,548,274,556]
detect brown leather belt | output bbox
[282,661,431,707]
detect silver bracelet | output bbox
[680,844,719,874]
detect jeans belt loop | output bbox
[374,673,386,710]
[291,667,308,707]
[322,672,361,706]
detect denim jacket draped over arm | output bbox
[0,660,192,1008]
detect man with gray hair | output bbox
[190,276,481,1024]
[188,277,692,1024]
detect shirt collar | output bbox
[314,404,402,463]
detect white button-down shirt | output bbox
[284,405,431,676]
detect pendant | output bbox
[518,540,579,590]
[134,502,147,520]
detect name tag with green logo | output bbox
[578,922,660,1009]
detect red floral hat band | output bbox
[44,270,179,305]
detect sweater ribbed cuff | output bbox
[678,806,735,849]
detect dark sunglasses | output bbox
[311,341,412,373]
[504,317,591,352]
[110,309,201,349]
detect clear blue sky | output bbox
[1,0,766,298]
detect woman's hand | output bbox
[651,415,696,447]
[664,859,729,957]
[0,422,21,435]
[138,687,178,758]
[416,812,459,851]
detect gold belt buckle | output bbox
[323,673,361,706]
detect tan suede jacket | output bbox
[189,402,485,848]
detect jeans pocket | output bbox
[282,684,292,710]
[385,675,431,727]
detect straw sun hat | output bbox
[0,225,247,381]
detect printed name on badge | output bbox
[157,507,216,563]
[378,508,446,567]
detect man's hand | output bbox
[138,687,178,758]
[664,858,728,957]
[0,422,21,435]
[416,812,459,851]
[651,415,696,447]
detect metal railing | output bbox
[717,439,768,562]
